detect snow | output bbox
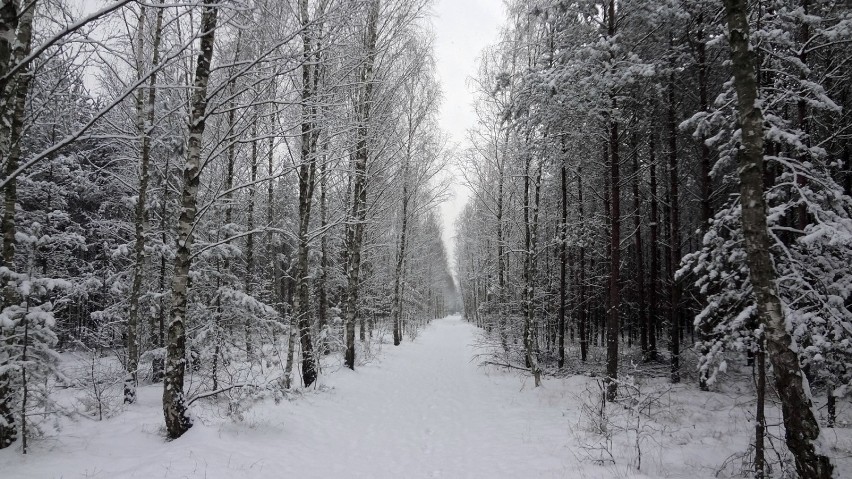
[2,315,851,478]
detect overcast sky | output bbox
[432,0,505,279]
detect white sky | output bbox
[432,0,505,279]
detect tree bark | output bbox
[162,4,218,440]
[723,1,833,475]
[126,0,164,405]
[631,131,647,357]
[317,143,329,355]
[558,154,567,368]
[647,132,659,361]
[605,0,621,402]
[755,336,766,479]
[291,0,324,387]
[667,72,681,384]
[573,171,586,363]
[0,0,35,449]
[391,168,409,347]
[522,156,542,387]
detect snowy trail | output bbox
[2,316,576,479]
[272,315,572,479]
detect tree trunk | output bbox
[667,72,681,384]
[755,337,766,479]
[246,116,257,300]
[723,1,833,475]
[631,131,647,358]
[125,0,164,405]
[558,154,567,368]
[317,145,329,355]
[577,171,587,362]
[496,138,508,354]
[605,0,621,402]
[291,0,323,387]
[391,174,409,346]
[697,17,712,389]
[344,0,379,370]
[647,132,659,361]
[0,0,35,449]
[523,157,542,387]
[162,4,218,440]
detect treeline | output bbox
[455,0,850,477]
[0,0,456,449]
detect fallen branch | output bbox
[481,360,533,372]
[187,383,255,406]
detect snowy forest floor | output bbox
[2,315,851,478]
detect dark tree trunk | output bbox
[631,131,647,357]
[667,72,681,384]
[558,155,567,368]
[755,337,766,479]
[577,172,588,362]
[647,132,659,361]
[605,0,621,402]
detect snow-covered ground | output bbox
[2,315,850,478]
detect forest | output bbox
[455,0,850,477]
[0,0,456,450]
[0,0,850,478]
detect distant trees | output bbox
[457,0,851,476]
[0,0,455,448]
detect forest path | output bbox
[276,314,572,478]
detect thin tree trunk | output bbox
[630,131,648,357]
[577,171,587,362]
[755,336,766,479]
[605,0,621,402]
[558,154,567,368]
[162,4,218,440]
[697,17,712,389]
[723,1,833,475]
[493,128,509,353]
[317,145,329,355]
[391,174,409,346]
[667,72,681,384]
[125,0,164,405]
[245,114,257,313]
[152,157,170,383]
[523,157,542,387]
[647,132,659,361]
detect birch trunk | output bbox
[125,0,164,405]
[0,0,35,449]
[723,0,833,475]
[163,4,218,440]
